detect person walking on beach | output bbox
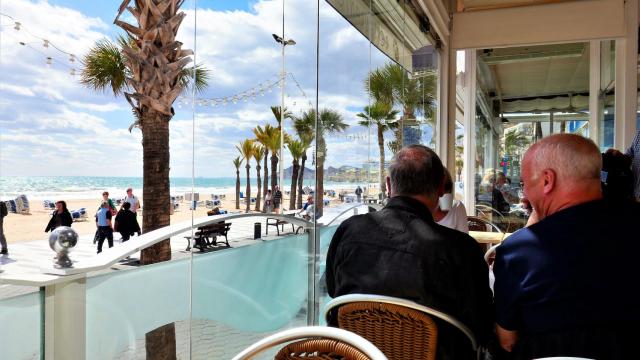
[263,189,274,213]
[95,201,114,253]
[273,185,283,214]
[355,186,363,202]
[123,188,140,213]
[45,201,73,233]
[0,201,8,255]
[114,202,141,242]
[101,191,117,216]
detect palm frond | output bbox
[80,38,128,96]
[179,63,210,95]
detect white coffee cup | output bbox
[438,193,453,211]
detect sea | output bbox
[0,176,370,201]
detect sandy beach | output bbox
[1,181,378,245]
[3,193,235,244]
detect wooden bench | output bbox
[266,217,296,236]
[185,222,232,251]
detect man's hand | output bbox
[496,324,518,352]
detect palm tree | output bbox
[503,131,529,156]
[80,1,209,267]
[357,102,399,198]
[270,105,293,129]
[292,114,315,209]
[233,157,242,210]
[254,125,273,197]
[259,125,282,192]
[253,144,265,212]
[237,139,254,213]
[366,63,437,151]
[313,108,349,217]
[287,140,306,210]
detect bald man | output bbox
[494,134,640,359]
[326,145,493,358]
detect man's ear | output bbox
[542,169,556,195]
[386,176,392,197]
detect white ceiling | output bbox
[477,43,590,113]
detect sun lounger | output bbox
[15,194,30,214]
[71,207,87,221]
[43,200,56,210]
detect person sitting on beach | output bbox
[273,186,283,214]
[123,188,140,213]
[298,196,314,221]
[95,201,114,253]
[101,191,117,216]
[114,202,141,242]
[45,201,73,233]
[433,168,469,233]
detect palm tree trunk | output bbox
[245,164,251,213]
[297,153,306,209]
[290,160,299,209]
[377,125,386,197]
[140,112,171,265]
[263,149,269,197]
[270,154,278,192]
[235,170,240,209]
[255,164,262,211]
[316,138,326,217]
[317,157,325,218]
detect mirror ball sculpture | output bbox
[49,226,78,268]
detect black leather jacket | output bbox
[326,196,494,359]
[45,210,73,232]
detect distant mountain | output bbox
[283,166,315,179]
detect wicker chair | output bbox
[323,294,478,360]
[231,326,388,360]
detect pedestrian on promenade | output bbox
[114,202,141,242]
[0,201,8,255]
[95,201,114,253]
[101,191,117,216]
[273,185,283,214]
[263,189,274,213]
[123,188,140,213]
[355,185,363,202]
[45,201,73,233]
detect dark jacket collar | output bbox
[385,196,435,223]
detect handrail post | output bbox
[306,225,319,325]
[44,276,86,360]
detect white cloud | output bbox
[1,0,396,178]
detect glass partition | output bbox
[0,289,42,359]
[474,42,592,232]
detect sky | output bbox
[0,0,434,178]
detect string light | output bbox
[1,12,85,67]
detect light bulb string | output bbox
[1,12,83,65]
[3,31,77,71]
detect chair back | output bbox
[275,338,369,360]
[467,216,502,233]
[232,326,388,360]
[324,294,477,360]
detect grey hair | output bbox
[389,145,444,198]
[527,134,601,182]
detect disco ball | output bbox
[49,226,78,268]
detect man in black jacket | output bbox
[114,201,141,242]
[326,145,493,359]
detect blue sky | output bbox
[0,0,431,177]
